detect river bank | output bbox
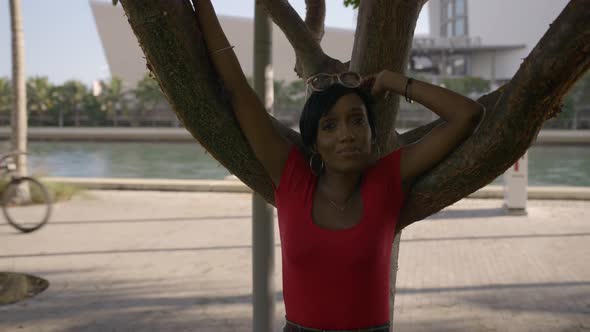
[41,177,590,201]
[1,127,590,144]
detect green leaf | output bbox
[343,0,360,9]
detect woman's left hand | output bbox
[361,70,393,98]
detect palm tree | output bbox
[98,77,127,126]
[9,0,27,178]
[134,74,167,126]
[51,80,87,127]
[567,72,590,129]
[0,78,12,120]
[26,77,53,126]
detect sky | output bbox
[0,0,429,85]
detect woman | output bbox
[195,1,484,331]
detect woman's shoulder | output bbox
[273,144,312,193]
[370,147,403,178]
[287,144,307,164]
[376,147,403,166]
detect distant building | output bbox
[89,1,356,88]
[91,0,568,88]
[90,1,572,128]
[414,0,569,86]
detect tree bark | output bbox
[349,2,427,324]
[351,0,427,152]
[257,0,346,77]
[304,0,326,42]
[9,0,27,177]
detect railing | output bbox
[412,36,483,50]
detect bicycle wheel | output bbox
[2,177,52,233]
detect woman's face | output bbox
[313,93,373,174]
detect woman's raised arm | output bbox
[369,70,485,184]
[194,0,291,187]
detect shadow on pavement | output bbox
[0,244,282,259]
[1,277,588,331]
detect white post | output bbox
[503,152,528,215]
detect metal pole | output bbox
[252,3,275,331]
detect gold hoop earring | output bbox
[372,142,382,157]
[309,153,324,176]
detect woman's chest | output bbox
[279,197,395,270]
[311,190,364,231]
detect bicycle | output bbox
[1,151,52,233]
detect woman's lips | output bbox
[337,148,361,157]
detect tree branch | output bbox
[257,0,346,77]
[351,0,426,73]
[304,0,325,42]
[119,0,303,205]
[399,0,590,226]
[350,0,427,152]
[398,88,504,146]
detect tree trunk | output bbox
[58,110,64,128]
[118,0,590,325]
[9,0,27,178]
[74,108,80,126]
[350,2,427,322]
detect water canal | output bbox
[23,142,590,187]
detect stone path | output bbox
[1,191,589,331]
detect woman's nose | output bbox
[338,123,355,141]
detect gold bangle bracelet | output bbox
[404,77,414,103]
[211,45,235,55]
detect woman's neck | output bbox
[318,170,363,203]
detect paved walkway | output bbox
[1,191,589,332]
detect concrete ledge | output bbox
[533,130,590,144]
[0,127,194,142]
[468,185,590,200]
[42,177,590,200]
[43,177,251,193]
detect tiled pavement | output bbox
[1,190,589,331]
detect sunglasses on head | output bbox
[305,72,362,93]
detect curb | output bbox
[41,177,590,200]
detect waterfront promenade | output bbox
[1,190,589,331]
[1,127,589,144]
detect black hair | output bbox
[299,84,377,154]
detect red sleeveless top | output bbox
[273,145,404,330]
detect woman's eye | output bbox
[322,122,335,130]
[354,117,365,125]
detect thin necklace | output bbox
[322,178,362,213]
[326,194,355,213]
